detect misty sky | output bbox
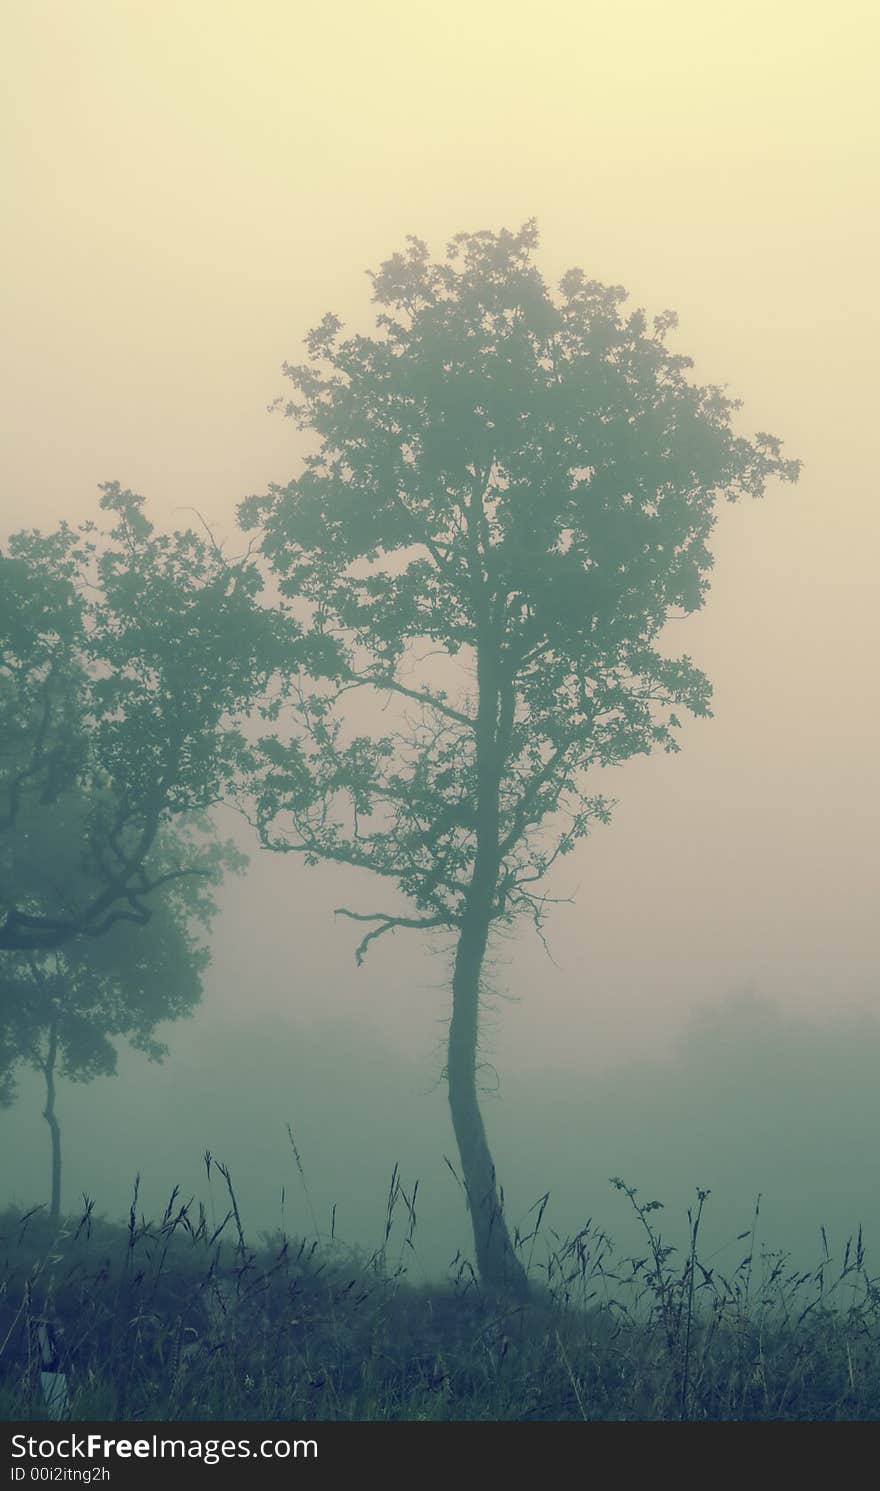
[3,0,878,1081]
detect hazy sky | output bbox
[3,0,878,1074]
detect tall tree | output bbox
[0,485,287,954]
[0,813,239,1222]
[241,223,799,1294]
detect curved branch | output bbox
[333,907,453,965]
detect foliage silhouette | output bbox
[239,221,798,1291]
[0,486,287,953]
[0,797,242,1221]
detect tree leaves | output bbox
[0,487,296,952]
[242,224,799,948]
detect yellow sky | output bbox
[3,0,878,1067]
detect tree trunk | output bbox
[448,904,530,1297]
[42,1021,62,1226]
[447,630,530,1296]
[443,566,530,1296]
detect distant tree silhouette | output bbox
[241,222,799,1294]
[0,486,288,954]
[0,810,237,1222]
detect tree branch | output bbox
[333,907,453,965]
[343,670,475,728]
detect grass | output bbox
[2,1162,880,1422]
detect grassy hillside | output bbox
[2,1172,879,1422]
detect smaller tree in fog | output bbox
[0,484,288,955]
[0,815,239,1224]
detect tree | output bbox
[0,812,238,1223]
[0,484,288,954]
[240,223,799,1295]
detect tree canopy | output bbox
[0,484,288,953]
[242,222,798,945]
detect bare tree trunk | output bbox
[448,902,530,1297]
[446,607,529,1295]
[41,1020,62,1226]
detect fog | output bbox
[3,1,879,1271]
[5,994,880,1275]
